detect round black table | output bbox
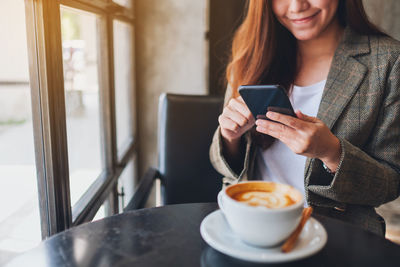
[6,203,400,267]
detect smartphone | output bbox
[238,85,295,120]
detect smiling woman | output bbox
[210,0,400,237]
[272,0,341,41]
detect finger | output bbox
[266,112,306,130]
[295,110,319,123]
[255,119,297,141]
[256,122,306,153]
[230,98,253,120]
[256,124,291,144]
[219,115,240,132]
[256,124,301,151]
[221,128,239,139]
[224,106,249,127]
[236,96,246,104]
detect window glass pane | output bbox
[0,0,41,263]
[113,0,132,9]
[93,204,106,221]
[114,20,135,157]
[61,7,102,207]
[118,156,138,211]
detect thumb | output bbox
[295,110,319,122]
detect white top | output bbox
[256,80,327,197]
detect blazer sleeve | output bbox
[209,84,253,184]
[307,55,400,207]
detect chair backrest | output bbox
[158,93,223,204]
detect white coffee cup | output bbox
[218,181,304,247]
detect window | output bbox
[113,0,133,9]
[118,156,138,211]
[3,0,138,246]
[93,204,106,221]
[0,0,40,261]
[61,7,103,207]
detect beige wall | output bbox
[135,0,209,177]
[363,0,400,40]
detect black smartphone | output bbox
[238,85,295,120]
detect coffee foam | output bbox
[226,182,301,209]
[233,191,295,209]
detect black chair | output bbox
[125,93,223,210]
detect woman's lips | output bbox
[290,11,320,24]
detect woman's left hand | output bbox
[255,110,341,172]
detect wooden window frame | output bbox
[24,0,136,238]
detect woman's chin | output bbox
[291,29,322,42]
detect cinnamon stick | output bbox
[281,207,313,253]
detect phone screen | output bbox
[238,85,295,120]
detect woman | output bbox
[210,0,400,236]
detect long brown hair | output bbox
[226,0,383,148]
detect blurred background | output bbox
[0,0,399,265]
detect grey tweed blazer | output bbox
[209,27,400,236]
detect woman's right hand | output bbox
[218,96,255,144]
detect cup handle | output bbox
[217,191,225,213]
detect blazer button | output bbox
[333,206,346,212]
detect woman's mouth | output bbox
[290,11,320,24]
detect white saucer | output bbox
[200,210,327,263]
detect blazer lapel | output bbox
[317,27,370,129]
[304,27,370,182]
[317,57,368,129]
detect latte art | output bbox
[219,181,304,247]
[233,190,296,209]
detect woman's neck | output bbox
[294,18,344,86]
[297,19,344,62]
